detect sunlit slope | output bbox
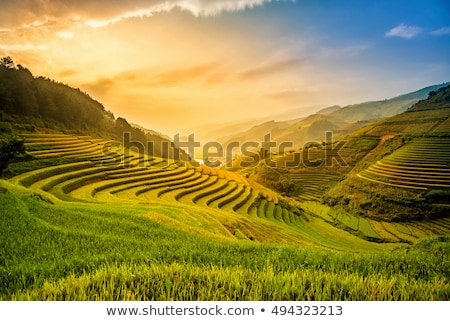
[1,133,447,300]
[7,129,449,247]
[1,186,447,300]
[325,85,450,222]
[357,138,450,190]
[3,132,405,251]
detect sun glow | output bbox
[0,0,448,134]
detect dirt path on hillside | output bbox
[377,134,395,147]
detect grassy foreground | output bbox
[1,185,448,300]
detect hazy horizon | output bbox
[1,0,449,135]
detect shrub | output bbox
[0,136,26,174]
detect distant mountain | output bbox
[196,117,271,142]
[342,84,450,138]
[216,83,449,150]
[320,83,449,122]
[276,114,347,143]
[217,118,298,145]
[197,104,324,142]
[316,105,341,116]
[218,114,347,149]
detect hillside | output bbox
[2,180,448,300]
[276,114,347,145]
[322,83,449,122]
[324,85,450,221]
[407,85,450,112]
[203,82,441,144]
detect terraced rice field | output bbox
[432,116,450,133]
[3,132,450,302]
[7,133,450,247]
[300,201,450,243]
[275,145,350,169]
[13,134,293,225]
[19,134,112,159]
[8,133,401,252]
[357,138,450,191]
[290,171,341,201]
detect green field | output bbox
[357,138,450,190]
[1,185,448,300]
[0,133,449,300]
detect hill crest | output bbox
[318,83,449,122]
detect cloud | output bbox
[79,63,221,98]
[80,69,150,96]
[152,62,220,86]
[430,27,450,36]
[385,24,422,39]
[0,1,273,29]
[84,8,154,28]
[58,69,77,78]
[0,43,48,51]
[319,44,370,59]
[81,78,116,97]
[55,30,74,40]
[237,58,304,81]
[265,89,305,101]
[85,1,276,28]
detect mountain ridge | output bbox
[320,83,449,122]
[215,83,449,150]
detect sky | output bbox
[0,0,449,135]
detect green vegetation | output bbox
[290,171,340,201]
[6,133,299,230]
[355,138,450,203]
[0,189,448,300]
[407,85,450,111]
[0,136,26,173]
[251,164,299,195]
[4,132,445,300]
[325,85,450,221]
[0,57,110,134]
[0,130,448,300]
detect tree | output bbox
[0,137,26,174]
[0,56,16,69]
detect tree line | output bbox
[0,56,112,132]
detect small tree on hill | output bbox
[0,56,16,69]
[0,137,26,175]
